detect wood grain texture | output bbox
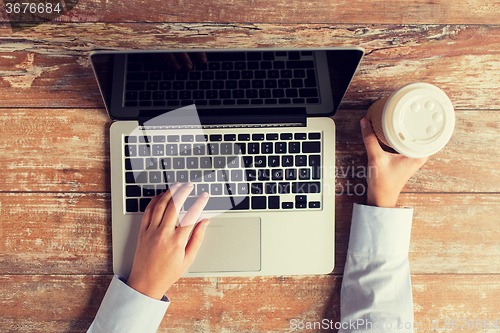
[1,108,499,193]
[1,24,500,109]
[1,274,500,332]
[1,0,500,25]
[2,192,500,276]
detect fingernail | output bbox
[186,182,194,187]
[201,192,209,198]
[172,182,181,187]
[174,63,181,71]
[360,118,370,129]
[202,219,210,229]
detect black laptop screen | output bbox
[90,48,363,121]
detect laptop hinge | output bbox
[137,107,307,127]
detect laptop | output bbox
[90,47,364,278]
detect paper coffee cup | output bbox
[366,83,455,158]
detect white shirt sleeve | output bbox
[87,275,170,333]
[339,203,414,333]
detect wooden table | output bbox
[1,0,500,331]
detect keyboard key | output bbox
[224,183,237,195]
[181,135,194,142]
[176,171,188,182]
[204,171,216,182]
[295,155,307,166]
[309,132,321,140]
[268,196,280,209]
[190,170,203,182]
[292,182,321,193]
[126,199,139,212]
[268,156,280,167]
[145,158,158,169]
[149,172,162,183]
[280,133,293,140]
[309,201,321,208]
[285,168,297,180]
[211,183,223,195]
[231,169,243,181]
[282,155,294,167]
[289,142,300,153]
[245,169,257,181]
[238,183,249,194]
[200,157,212,168]
[258,169,270,181]
[173,158,185,169]
[197,183,210,195]
[140,198,152,212]
[193,144,205,155]
[208,143,219,155]
[153,136,166,143]
[125,158,143,170]
[254,156,266,168]
[266,133,279,140]
[163,171,174,183]
[214,157,225,169]
[278,182,290,194]
[272,169,283,180]
[195,134,207,142]
[152,144,164,156]
[186,157,198,169]
[282,202,293,209]
[252,134,265,141]
[160,157,172,169]
[138,145,150,156]
[227,157,239,168]
[286,60,314,69]
[261,142,273,154]
[224,134,236,141]
[221,143,233,155]
[251,182,263,194]
[167,135,179,142]
[125,136,137,143]
[299,168,311,180]
[252,196,266,209]
[143,185,156,197]
[217,170,229,181]
[238,134,251,141]
[295,133,307,140]
[126,185,141,197]
[126,172,147,183]
[265,182,277,194]
[275,142,287,153]
[248,143,260,154]
[302,142,321,153]
[180,144,191,156]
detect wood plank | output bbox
[1,0,500,25]
[1,108,499,193]
[1,193,500,275]
[0,193,112,275]
[1,274,499,332]
[1,24,500,109]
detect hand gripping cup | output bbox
[366,83,455,158]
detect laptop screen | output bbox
[90,48,363,121]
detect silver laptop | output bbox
[90,47,364,278]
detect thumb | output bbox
[360,118,383,160]
[184,219,210,265]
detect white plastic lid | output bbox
[382,82,455,158]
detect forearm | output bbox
[339,204,414,332]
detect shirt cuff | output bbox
[93,275,170,333]
[348,203,413,256]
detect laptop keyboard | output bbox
[123,51,320,108]
[124,131,323,213]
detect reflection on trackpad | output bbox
[189,217,261,273]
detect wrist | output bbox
[366,190,398,208]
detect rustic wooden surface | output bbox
[1,0,500,331]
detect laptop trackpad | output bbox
[188,217,261,273]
